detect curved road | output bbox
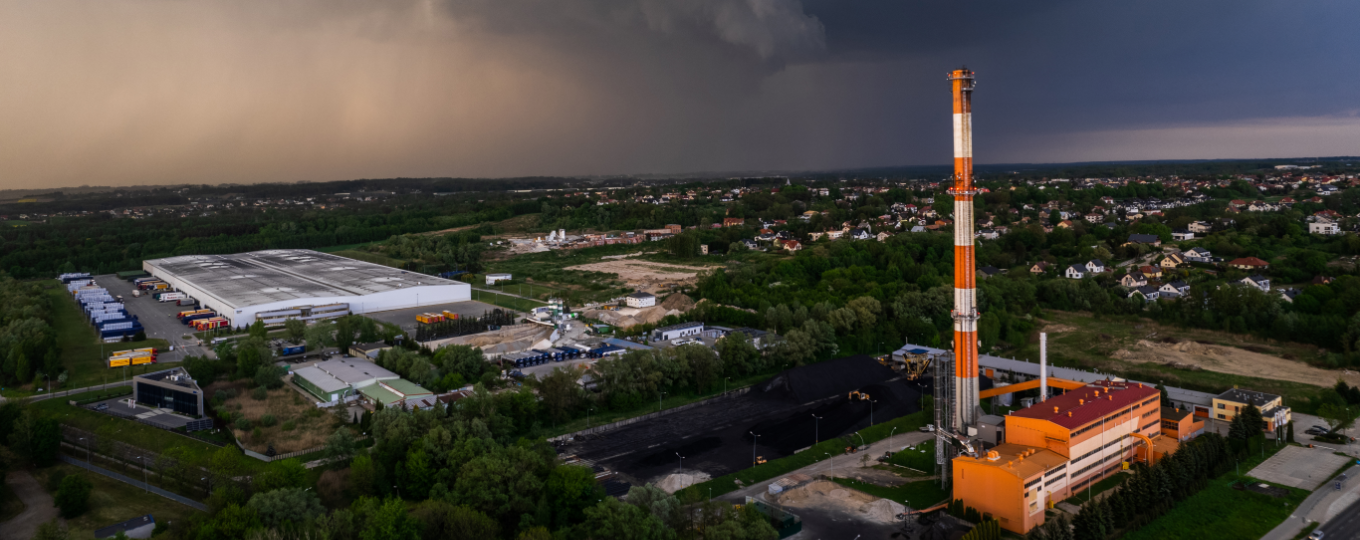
[0,471,58,540]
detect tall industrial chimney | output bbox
[1040,332,1048,402]
[949,67,980,430]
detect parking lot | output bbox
[365,300,508,334]
[1248,444,1352,490]
[93,274,212,363]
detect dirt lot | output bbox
[1112,338,1360,388]
[564,260,712,292]
[773,480,906,525]
[210,381,345,454]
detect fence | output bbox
[239,443,328,463]
[59,455,208,512]
[547,387,752,442]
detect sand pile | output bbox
[655,472,711,493]
[1112,339,1360,388]
[862,498,907,524]
[661,293,697,312]
[583,306,680,329]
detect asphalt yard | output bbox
[1248,444,1352,490]
[365,300,508,334]
[83,396,195,430]
[93,275,209,362]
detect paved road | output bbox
[1,380,131,404]
[1262,458,1360,540]
[0,470,58,540]
[1315,494,1360,540]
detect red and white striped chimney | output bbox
[948,67,980,429]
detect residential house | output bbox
[978,266,1003,279]
[1160,281,1190,296]
[1129,285,1160,301]
[1213,388,1291,431]
[782,240,803,253]
[1183,247,1213,263]
[1239,275,1270,292]
[723,217,745,227]
[1309,220,1340,235]
[1065,265,1087,279]
[1160,253,1185,269]
[826,229,845,240]
[1228,257,1270,270]
[808,231,826,242]
[1278,288,1302,303]
[1171,230,1194,241]
[1187,221,1213,234]
[1119,272,1147,288]
[1085,259,1106,273]
[848,228,871,240]
[1125,233,1162,247]
[1030,261,1051,274]
[876,231,893,242]
[1139,265,1162,279]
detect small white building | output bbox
[625,291,657,308]
[1065,265,1086,279]
[653,321,704,341]
[485,273,513,285]
[1309,221,1340,235]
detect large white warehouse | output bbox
[144,249,471,328]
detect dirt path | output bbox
[0,470,57,540]
[1112,339,1360,388]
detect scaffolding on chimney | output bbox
[933,350,958,488]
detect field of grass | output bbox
[1,288,172,397]
[480,243,714,304]
[465,288,548,311]
[472,281,565,301]
[211,381,344,454]
[831,477,950,509]
[1063,472,1128,506]
[887,439,936,472]
[1013,310,1336,413]
[33,389,266,474]
[678,412,931,500]
[33,464,201,538]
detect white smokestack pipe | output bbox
[1040,333,1048,402]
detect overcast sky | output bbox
[1,0,1357,188]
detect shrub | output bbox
[251,387,268,401]
[54,475,93,518]
[282,420,296,431]
[235,417,252,431]
[260,414,277,428]
[252,427,263,441]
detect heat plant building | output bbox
[143,249,470,328]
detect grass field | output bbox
[678,412,931,500]
[33,463,201,539]
[32,388,266,474]
[1063,472,1127,506]
[0,288,171,398]
[831,477,950,509]
[465,288,548,311]
[473,281,565,301]
[1013,310,1336,413]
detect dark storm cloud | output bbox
[0,0,1355,188]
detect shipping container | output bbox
[194,317,229,331]
[177,298,198,306]
[441,310,460,320]
[155,292,187,302]
[107,357,131,368]
[280,344,305,356]
[416,313,445,324]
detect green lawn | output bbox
[465,288,548,311]
[33,464,202,539]
[33,389,266,474]
[1063,472,1128,506]
[679,412,931,500]
[1120,478,1307,540]
[832,477,950,509]
[887,439,936,472]
[2,288,170,397]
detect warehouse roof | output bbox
[314,358,398,387]
[381,379,432,398]
[144,249,465,310]
[955,443,1067,480]
[293,366,350,394]
[358,384,403,405]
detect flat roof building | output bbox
[133,367,204,417]
[144,249,471,328]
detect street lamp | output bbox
[724,377,730,395]
[79,437,90,464]
[675,452,684,474]
[750,431,761,465]
[587,407,594,429]
[870,399,878,426]
[138,456,149,493]
[853,432,865,448]
[888,427,898,453]
[812,414,823,443]
[659,391,666,413]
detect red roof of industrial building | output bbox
[1009,382,1159,431]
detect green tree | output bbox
[7,411,60,467]
[247,487,325,528]
[358,497,421,540]
[284,318,306,343]
[1318,403,1355,435]
[545,465,605,529]
[410,500,500,540]
[54,474,92,518]
[248,320,268,339]
[349,453,377,497]
[537,367,582,423]
[254,365,286,390]
[33,518,69,540]
[715,331,759,376]
[571,497,675,540]
[326,427,357,462]
[453,446,545,527]
[252,459,308,492]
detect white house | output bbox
[1172,230,1195,241]
[1239,275,1270,292]
[1065,265,1086,279]
[1160,281,1191,296]
[1085,260,1106,273]
[1119,272,1147,288]
[485,273,513,285]
[1183,247,1213,263]
[1187,221,1213,234]
[1309,221,1340,235]
[625,291,657,308]
[1130,285,1160,301]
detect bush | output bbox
[251,387,268,401]
[212,388,238,404]
[254,365,286,390]
[282,420,296,431]
[252,427,263,441]
[235,417,252,431]
[54,474,93,518]
[260,414,277,428]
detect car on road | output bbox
[1309,529,1324,540]
[94,403,109,411]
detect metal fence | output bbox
[59,455,207,512]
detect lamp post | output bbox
[79,437,90,464]
[870,399,878,426]
[750,431,761,465]
[853,432,865,449]
[888,427,898,453]
[812,414,823,444]
[659,391,666,413]
[587,407,594,429]
[138,456,148,493]
[676,452,684,474]
[724,377,730,395]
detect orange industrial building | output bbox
[951,381,1164,534]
